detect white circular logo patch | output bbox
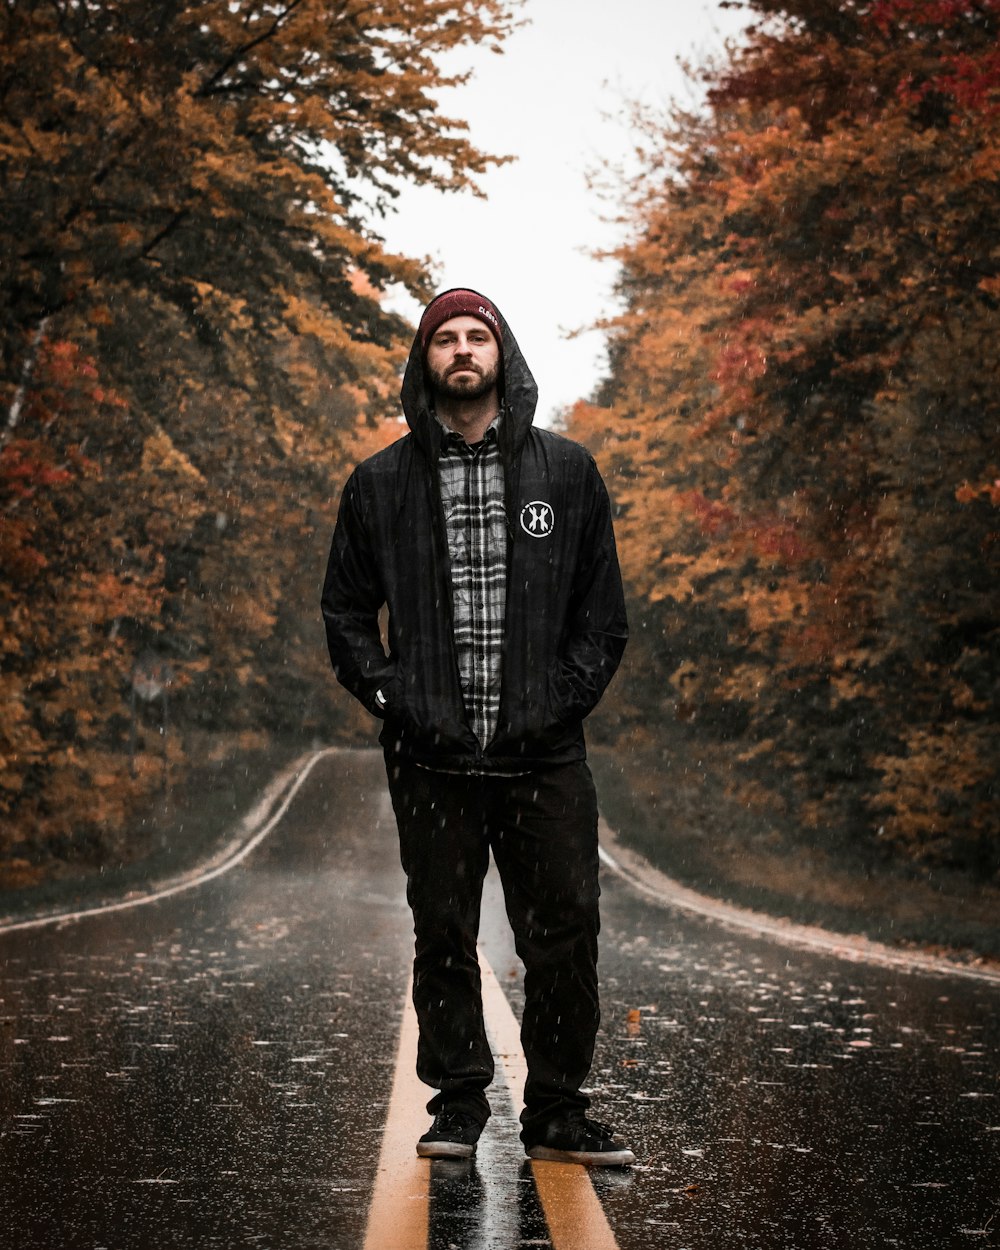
[519,500,554,538]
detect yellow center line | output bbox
[361,974,430,1250]
[364,957,623,1250]
[479,952,623,1250]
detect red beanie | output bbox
[418,289,502,352]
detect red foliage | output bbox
[1,338,122,578]
[711,1,1000,127]
[711,321,770,388]
[871,0,1000,29]
[686,490,738,536]
[870,0,1000,113]
[932,50,1000,112]
[685,490,812,562]
[0,440,73,499]
[36,338,128,417]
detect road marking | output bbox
[480,952,623,1250]
[0,748,336,935]
[363,955,623,1250]
[597,826,1000,986]
[361,975,430,1250]
[6,740,996,995]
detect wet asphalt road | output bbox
[1,749,998,1249]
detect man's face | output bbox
[426,315,500,402]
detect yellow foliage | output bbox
[873,723,996,860]
[717,665,773,702]
[569,1,1000,871]
[141,429,206,482]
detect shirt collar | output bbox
[435,405,503,451]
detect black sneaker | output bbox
[525,1115,635,1167]
[416,1110,484,1159]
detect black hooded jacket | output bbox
[321,294,628,773]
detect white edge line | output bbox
[5,746,996,990]
[0,747,337,936]
[597,829,1000,987]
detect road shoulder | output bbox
[589,744,1000,967]
[5,744,1000,988]
[598,819,1000,986]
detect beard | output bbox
[428,359,499,403]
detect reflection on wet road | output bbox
[1,749,997,1248]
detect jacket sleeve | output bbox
[321,469,398,718]
[549,461,629,723]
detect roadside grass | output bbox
[590,734,1000,963]
[5,727,998,965]
[0,732,308,926]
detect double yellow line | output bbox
[363,951,622,1250]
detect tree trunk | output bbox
[2,315,51,451]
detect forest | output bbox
[1,0,997,896]
[571,0,999,884]
[0,0,518,880]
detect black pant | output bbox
[385,757,601,1141]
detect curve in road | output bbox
[5,746,998,990]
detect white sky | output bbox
[380,0,749,425]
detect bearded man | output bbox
[322,288,632,1165]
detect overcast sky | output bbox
[379,0,750,425]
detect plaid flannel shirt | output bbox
[437,413,507,748]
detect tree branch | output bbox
[196,0,308,98]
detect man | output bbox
[321,288,632,1165]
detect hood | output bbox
[399,288,539,464]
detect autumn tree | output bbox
[1,0,519,876]
[574,0,999,874]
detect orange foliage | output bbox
[575,0,1000,874]
[0,0,520,872]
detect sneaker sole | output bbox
[526,1144,636,1167]
[416,1141,476,1159]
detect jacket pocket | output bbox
[490,669,573,756]
[383,660,479,756]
